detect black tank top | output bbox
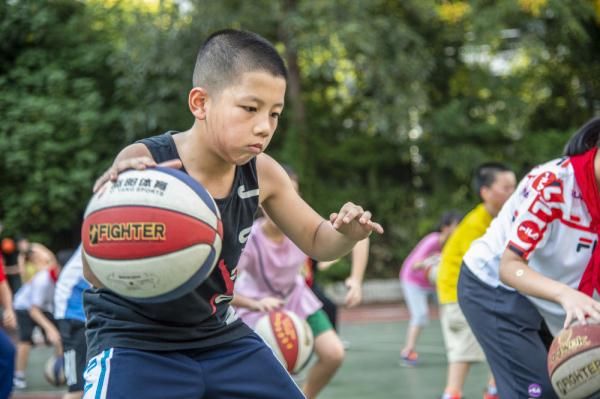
[84,132,257,356]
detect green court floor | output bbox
[318,320,490,399]
[18,318,491,399]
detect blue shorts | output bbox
[0,329,15,399]
[458,264,558,399]
[83,332,305,399]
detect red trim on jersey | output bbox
[209,260,234,315]
[0,256,5,282]
[559,218,595,233]
[571,148,600,296]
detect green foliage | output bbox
[0,0,598,278]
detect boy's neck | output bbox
[174,124,237,198]
[483,202,499,218]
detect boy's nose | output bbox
[253,115,273,136]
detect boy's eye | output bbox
[271,112,280,119]
[242,106,257,112]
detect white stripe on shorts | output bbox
[64,349,77,386]
[83,348,113,399]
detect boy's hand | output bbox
[2,308,16,330]
[45,326,62,348]
[330,202,384,240]
[254,297,285,312]
[93,158,182,192]
[557,286,600,328]
[344,277,362,308]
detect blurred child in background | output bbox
[399,211,462,367]
[436,163,516,399]
[55,245,89,399]
[232,166,369,399]
[0,240,16,399]
[13,243,62,390]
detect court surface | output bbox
[13,303,491,399]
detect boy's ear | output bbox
[480,186,490,203]
[189,87,209,120]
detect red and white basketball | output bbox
[548,321,600,398]
[81,167,222,302]
[255,310,314,374]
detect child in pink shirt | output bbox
[233,166,367,399]
[399,211,461,366]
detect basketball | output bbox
[43,355,66,387]
[255,310,314,375]
[81,167,223,302]
[547,321,600,399]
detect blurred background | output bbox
[1,0,599,281]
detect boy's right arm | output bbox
[92,143,182,192]
[86,143,182,286]
[29,306,62,351]
[0,281,15,329]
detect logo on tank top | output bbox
[238,227,252,244]
[237,185,259,199]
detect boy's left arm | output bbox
[257,154,383,261]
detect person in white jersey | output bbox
[13,243,62,390]
[54,245,90,399]
[458,116,600,399]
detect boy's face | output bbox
[207,70,286,165]
[482,171,517,214]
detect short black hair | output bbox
[435,210,463,232]
[563,117,600,156]
[472,162,512,199]
[192,29,288,93]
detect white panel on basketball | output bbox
[288,311,314,372]
[256,317,286,367]
[83,243,217,299]
[86,169,218,228]
[551,347,600,399]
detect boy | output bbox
[436,163,516,399]
[83,29,382,399]
[54,245,89,399]
[13,243,62,390]
[0,245,16,399]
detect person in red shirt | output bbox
[0,254,17,399]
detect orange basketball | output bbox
[547,321,600,399]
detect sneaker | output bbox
[440,394,462,399]
[400,350,419,367]
[483,392,498,399]
[13,376,27,390]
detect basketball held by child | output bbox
[547,321,600,399]
[81,167,222,302]
[254,310,314,375]
[43,354,66,387]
